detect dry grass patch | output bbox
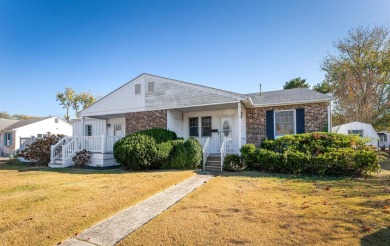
[0,159,194,245]
[120,168,390,245]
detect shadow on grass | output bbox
[361,227,390,246]
[0,159,199,175]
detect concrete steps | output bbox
[204,154,222,172]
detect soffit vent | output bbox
[147,82,155,93]
[135,84,141,95]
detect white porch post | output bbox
[237,103,242,153]
[81,117,85,136]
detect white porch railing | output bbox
[50,136,71,164]
[50,135,122,166]
[202,137,210,171]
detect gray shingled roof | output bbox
[245,88,332,106]
[2,117,49,131]
[0,119,19,130]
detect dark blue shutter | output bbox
[266,110,274,139]
[296,108,305,134]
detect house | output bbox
[50,73,332,169]
[331,121,379,147]
[0,117,73,157]
[378,132,389,149]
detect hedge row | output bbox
[113,128,202,170]
[238,133,380,176]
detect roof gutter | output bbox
[252,98,332,108]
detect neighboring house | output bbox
[332,121,380,147]
[378,132,390,149]
[0,119,19,156]
[50,73,332,169]
[0,117,73,157]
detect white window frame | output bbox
[189,117,199,137]
[274,109,296,139]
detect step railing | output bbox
[220,136,227,172]
[51,135,123,166]
[202,137,210,171]
[50,137,70,164]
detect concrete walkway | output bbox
[61,173,215,246]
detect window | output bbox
[348,130,363,137]
[189,117,199,137]
[3,133,12,146]
[135,84,141,95]
[379,134,387,142]
[147,82,155,93]
[85,125,92,136]
[275,110,295,138]
[201,117,212,137]
[37,134,47,139]
[114,124,122,137]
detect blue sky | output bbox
[1,0,389,118]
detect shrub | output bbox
[170,137,202,169]
[72,149,92,167]
[240,144,257,168]
[114,134,158,170]
[241,133,381,176]
[223,154,244,171]
[18,134,64,166]
[134,128,177,143]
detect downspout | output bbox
[327,103,331,132]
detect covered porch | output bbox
[167,102,247,155]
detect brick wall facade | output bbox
[246,102,329,146]
[125,110,167,135]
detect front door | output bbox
[220,117,233,153]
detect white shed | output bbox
[332,121,379,147]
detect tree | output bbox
[74,91,96,116]
[0,112,12,119]
[56,88,96,120]
[322,25,390,130]
[283,77,310,89]
[56,88,76,122]
[312,81,331,94]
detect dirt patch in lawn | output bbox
[0,161,195,245]
[120,169,390,246]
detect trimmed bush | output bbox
[134,128,177,143]
[113,129,202,170]
[114,134,159,170]
[240,132,381,176]
[223,154,244,171]
[240,144,257,168]
[170,137,202,169]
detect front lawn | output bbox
[0,159,195,245]
[120,167,390,245]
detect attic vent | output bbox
[147,82,155,93]
[54,118,59,123]
[135,84,141,95]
